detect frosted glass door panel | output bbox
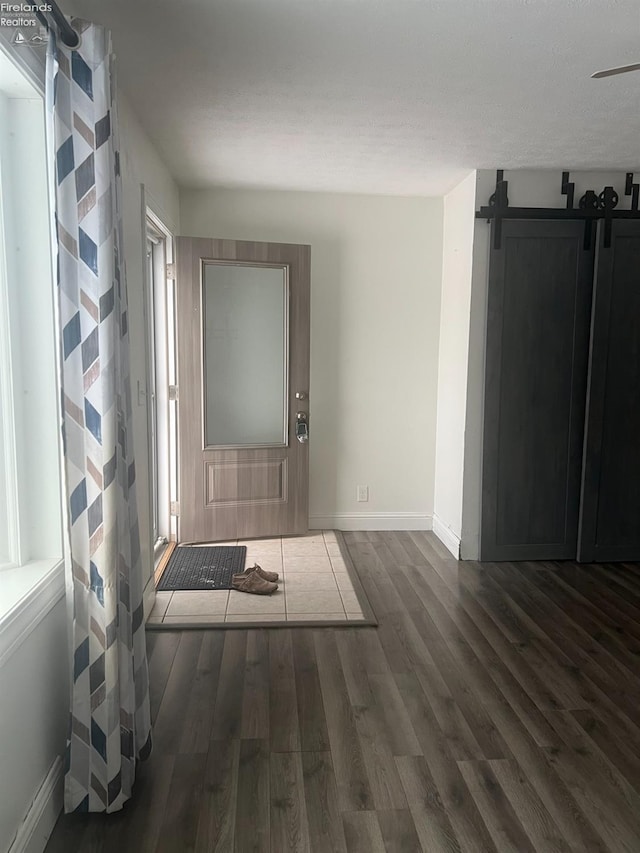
[203,263,287,446]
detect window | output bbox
[0,47,64,615]
[0,194,18,570]
[0,266,15,568]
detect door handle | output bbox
[296,412,309,443]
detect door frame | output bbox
[143,204,178,558]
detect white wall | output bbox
[433,171,476,557]
[181,188,443,529]
[461,168,634,559]
[117,94,180,587]
[0,597,68,853]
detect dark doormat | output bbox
[157,545,247,591]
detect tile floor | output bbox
[148,530,371,626]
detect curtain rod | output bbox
[35,1,80,49]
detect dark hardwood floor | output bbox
[46,531,640,852]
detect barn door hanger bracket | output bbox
[600,186,618,249]
[579,192,596,250]
[487,170,509,250]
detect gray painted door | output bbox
[175,237,310,543]
[578,220,640,561]
[481,220,594,560]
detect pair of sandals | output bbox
[232,563,279,595]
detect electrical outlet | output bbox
[357,485,369,502]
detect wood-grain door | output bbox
[578,220,640,561]
[175,238,310,543]
[481,220,594,560]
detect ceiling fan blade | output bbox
[592,62,640,78]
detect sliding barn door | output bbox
[481,220,594,560]
[578,221,640,561]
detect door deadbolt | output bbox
[296,411,309,443]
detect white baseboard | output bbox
[309,513,432,531]
[432,514,461,559]
[9,757,64,853]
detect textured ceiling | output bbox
[64,0,640,196]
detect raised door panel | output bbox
[481,220,594,560]
[578,221,640,561]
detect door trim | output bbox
[144,205,177,545]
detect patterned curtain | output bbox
[46,22,152,813]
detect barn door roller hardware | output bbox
[477,170,640,250]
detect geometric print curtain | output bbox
[46,21,152,813]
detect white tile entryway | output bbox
[148,531,372,627]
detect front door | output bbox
[175,237,310,542]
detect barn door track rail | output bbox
[477,170,640,249]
